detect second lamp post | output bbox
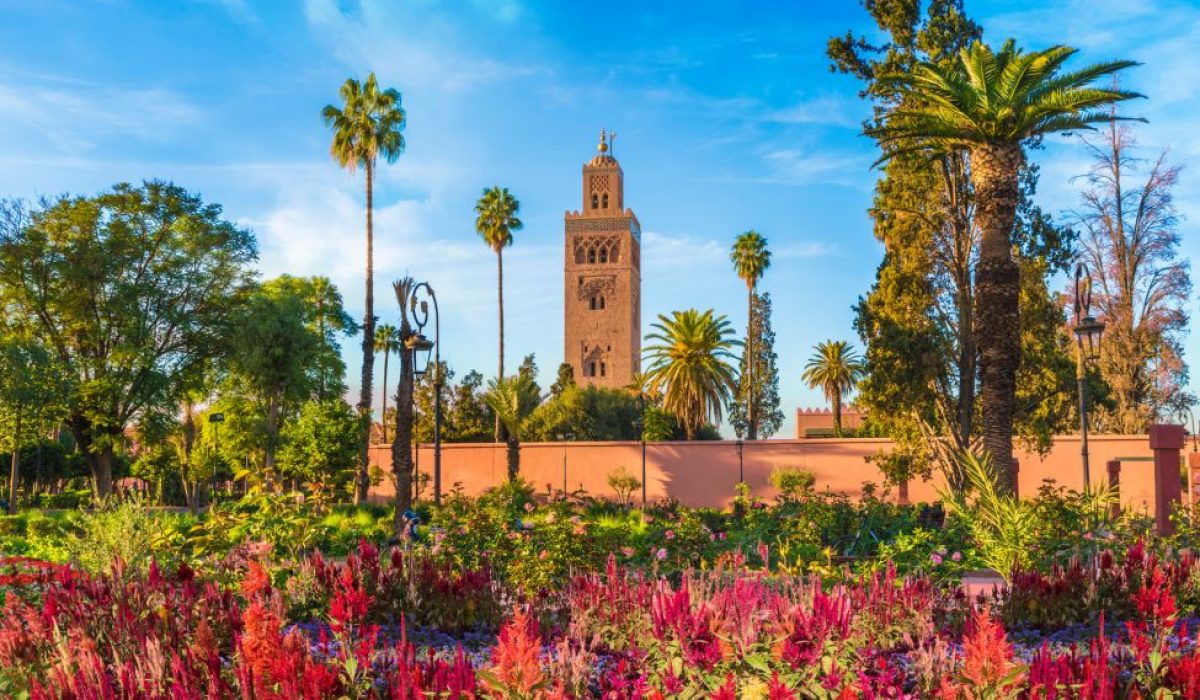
[1073,263,1105,489]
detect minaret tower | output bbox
[563,130,642,389]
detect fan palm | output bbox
[801,340,865,437]
[374,324,401,442]
[868,39,1140,492]
[322,72,406,503]
[483,374,542,481]
[730,230,771,440]
[643,309,740,440]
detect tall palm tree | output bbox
[869,40,1139,492]
[802,340,866,437]
[643,309,740,440]
[474,186,523,438]
[730,230,771,440]
[374,324,401,442]
[482,374,541,481]
[322,72,406,503]
[390,278,417,525]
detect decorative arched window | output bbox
[587,248,596,264]
[599,247,608,263]
[602,193,609,209]
[600,362,606,377]
[599,296,606,309]
[610,244,620,263]
[589,362,597,377]
[591,193,599,209]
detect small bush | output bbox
[769,466,815,500]
[606,467,641,507]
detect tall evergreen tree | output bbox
[729,293,784,439]
[730,231,771,439]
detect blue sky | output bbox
[2,0,1199,438]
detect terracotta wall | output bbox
[367,434,1159,510]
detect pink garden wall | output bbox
[367,434,1160,511]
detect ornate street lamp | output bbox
[735,438,745,485]
[407,282,441,505]
[637,394,647,506]
[555,432,575,496]
[1073,263,1105,489]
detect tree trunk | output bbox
[505,436,520,482]
[495,250,505,442]
[381,350,390,443]
[92,447,114,501]
[8,412,20,514]
[391,342,415,534]
[746,287,757,440]
[971,142,1023,495]
[832,388,842,437]
[356,160,376,504]
[265,392,280,487]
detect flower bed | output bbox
[6,540,1200,697]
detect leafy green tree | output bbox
[729,293,783,439]
[643,309,740,440]
[549,363,576,399]
[524,384,641,441]
[730,231,771,439]
[0,182,256,499]
[868,39,1140,491]
[802,341,866,437]
[0,337,65,512]
[374,324,401,442]
[322,72,407,504]
[266,274,355,401]
[474,187,524,389]
[224,279,322,482]
[277,399,359,489]
[483,374,542,481]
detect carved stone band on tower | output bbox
[563,130,642,389]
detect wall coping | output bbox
[376,434,1152,449]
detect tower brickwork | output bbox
[564,130,641,389]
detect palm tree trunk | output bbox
[8,411,20,515]
[746,288,756,440]
[506,436,520,481]
[380,350,390,443]
[356,160,376,504]
[391,343,415,532]
[832,388,842,437]
[971,143,1023,495]
[495,249,505,442]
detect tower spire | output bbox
[598,128,608,153]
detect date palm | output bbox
[869,39,1140,492]
[801,340,865,437]
[322,72,406,503]
[475,186,523,439]
[643,309,740,440]
[483,374,541,481]
[374,324,401,442]
[730,230,770,440]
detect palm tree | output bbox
[390,278,417,525]
[482,374,541,481]
[869,40,1139,492]
[374,324,401,442]
[475,186,523,440]
[802,340,866,437]
[730,230,771,440]
[322,72,406,503]
[643,309,740,440]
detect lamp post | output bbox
[638,394,647,506]
[555,432,575,496]
[408,282,441,505]
[735,438,744,485]
[1073,263,1106,489]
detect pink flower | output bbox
[718,532,727,541]
[621,547,635,557]
[643,515,654,524]
[952,552,962,562]
[710,534,717,542]
[538,550,549,560]
[655,548,667,561]
[665,530,676,540]
[931,553,943,565]
[524,502,534,513]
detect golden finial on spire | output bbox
[598,128,608,152]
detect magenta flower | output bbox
[665,530,676,540]
[931,553,943,565]
[952,551,962,562]
[655,548,668,561]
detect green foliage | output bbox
[729,293,784,439]
[940,452,1038,580]
[277,399,360,487]
[801,340,865,436]
[768,466,816,501]
[524,384,640,442]
[62,501,193,575]
[643,309,740,440]
[0,183,257,495]
[606,467,641,507]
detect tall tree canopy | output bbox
[0,182,257,498]
[729,292,784,439]
[802,340,866,437]
[1073,123,1192,431]
[643,309,740,440]
[474,186,524,384]
[730,230,771,439]
[322,71,406,503]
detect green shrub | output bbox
[606,468,641,507]
[769,466,815,500]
